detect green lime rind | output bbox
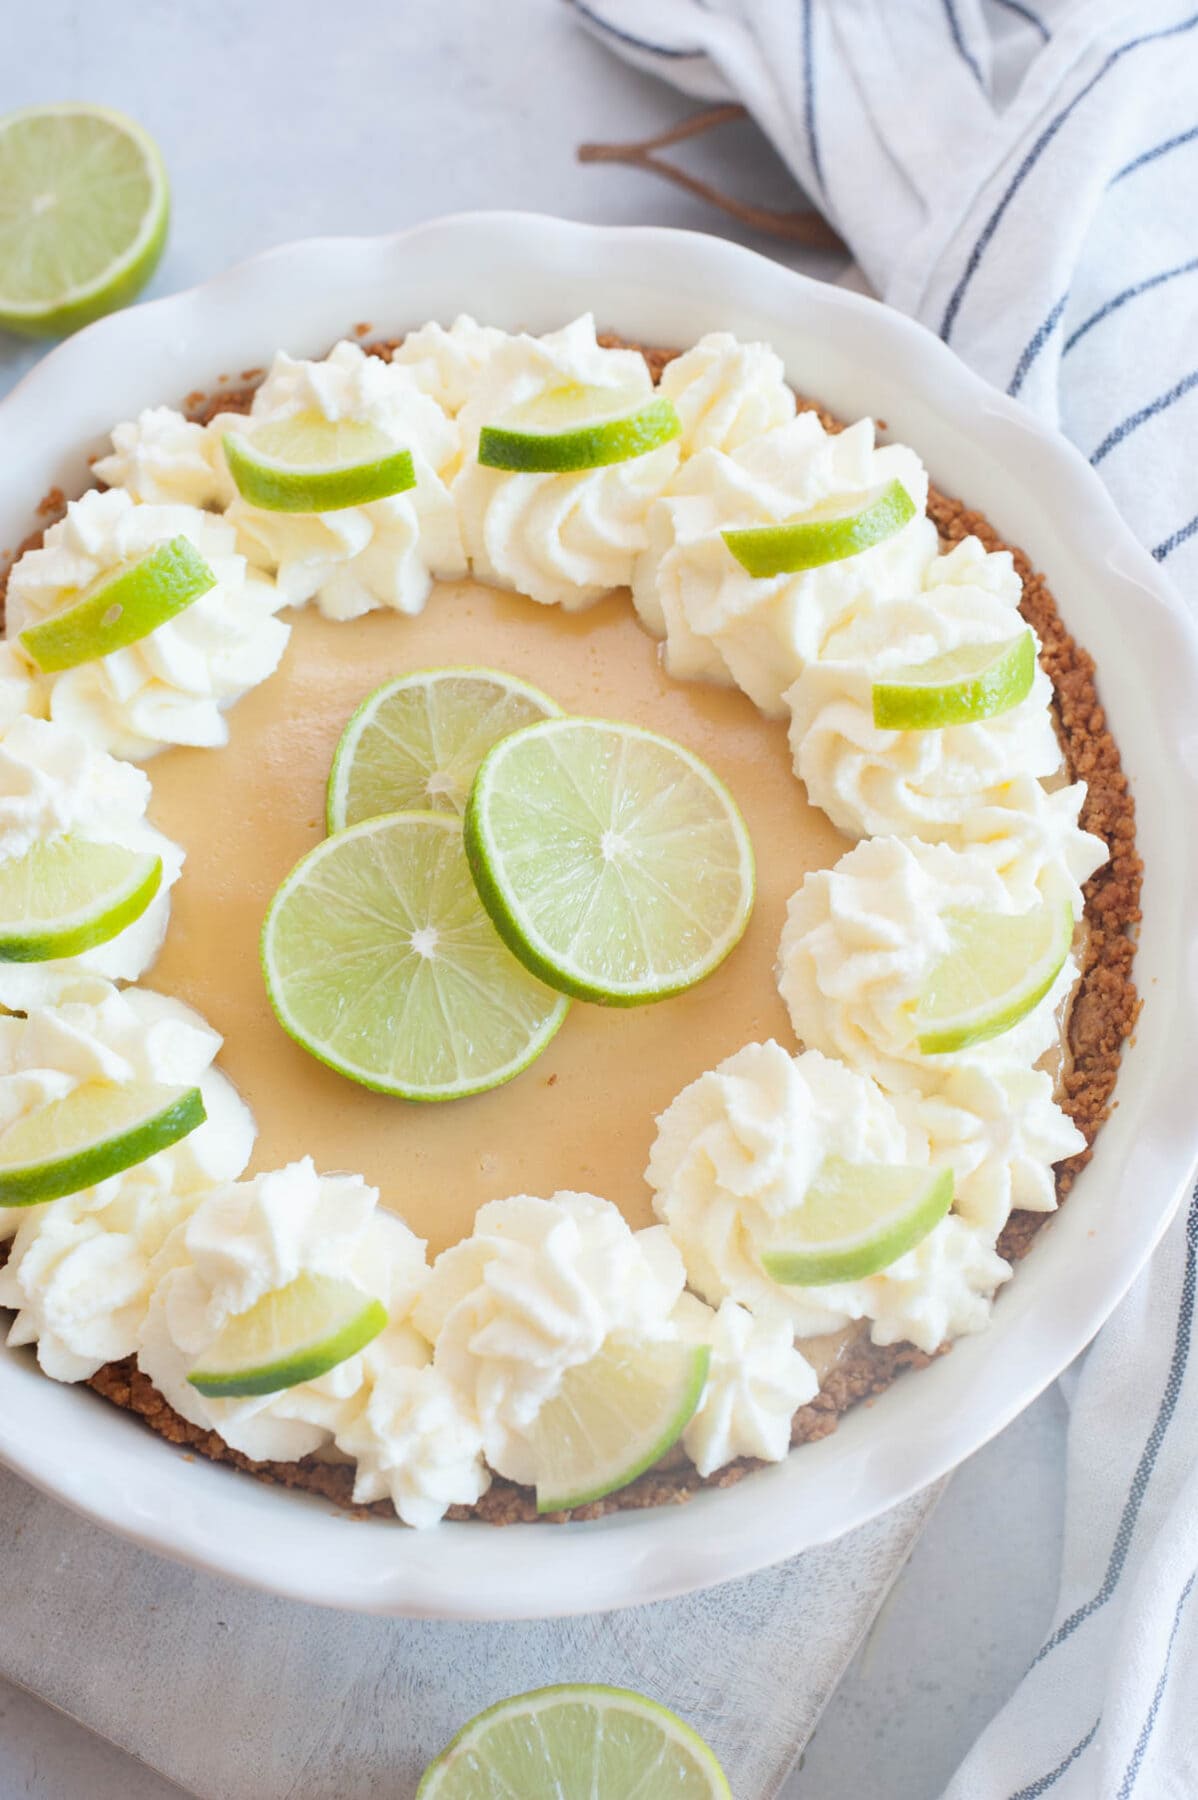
[533,1339,710,1515]
[416,1683,732,1800]
[261,810,569,1103]
[722,477,916,578]
[464,718,756,1008]
[223,424,416,514]
[0,1081,206,1207]
[478,394,680,473]
[187,1273,388,1399]
[0,838,162,962]
[326,666,563,833]
[759,1161,955,1286]
[872,630,1037,731]
[19,535,216,673]
[0,104,169,339]
[915,890,1075,1056]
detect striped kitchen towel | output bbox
[572,2,1198,1794]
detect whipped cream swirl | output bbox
[388,314,511,418]
[673,1291,818,1474]
[657,332,795,458]
[94,406,233,510]
[336,1350,491,1529]
[412,1191,686,1484]
[5,489,290,760]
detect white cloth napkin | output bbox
[572,1,1198,1793]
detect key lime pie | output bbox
[0,317,1139,1528]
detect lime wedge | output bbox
[223,411,417,513]
[478,385,680,472]
[418,1684,731,1800]
[261,810,569,1101]
[327,667,562,832]
[722,478,916,577]
[759,1159,954,1285]
[464,718,755,1006]
[532,1337,710,1514]
[0,1081,205,1207]
[0,103,168,338]
[914,885,1075,1055]
[187,1271,387,1399]
[18,534,216,673]
[872,631,1036,731]
[0,837,162,962]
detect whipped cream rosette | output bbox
[0,642,47,731]
[453,315,681,609]
[217,339,466,620]
[777,836,1080,1094]
[671,1291,818,1475]
[0,716,184,1007]
[334,1353,491,1529]
[5,489,290,760]
[411,1191,687,1485]
[388,314,512,418]
[955,776,1108,917]
[138,1158,428,1462]
[94,405,233,510]
[633,413,938,715]
[657,331,795,458]
[0,980,255,1379]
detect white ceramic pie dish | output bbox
[0,212,1195,1619]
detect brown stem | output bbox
[578,104,845,252]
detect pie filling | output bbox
[0,315,1139,1528]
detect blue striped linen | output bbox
[572,2,1198,1793]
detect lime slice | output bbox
[914,885,1075,1055]
[722,478,916,577]
[261,810,569,1101]
[759,1159,954,1285]
[223,411,417,513]
[478,384,680,472]
[327,667,562,832]
[0,103,168,338]
[0,1081,205,1207]
[532,1337,710,1514]
[187,1271,387,1399]
[0,837,162,962]
[18,534,216,673]
[417,1684,731,1800]
[464,718,755,1006]
[872,631,1036,731]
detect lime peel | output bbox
[0,1081,206,1207]
[914,886,1075,1056]
[223,412,417,513]
[187,1271,387,1399]
[722,478,916,577]
[760,1160,954,1285]
[19,535,216,673]
[872,630,1037,731]
[0,837,162,962]
[478,391,680,473]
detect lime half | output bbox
[19,534,216,673]
[418,1684,731,1800]
[0,103,168,338]
[188,1271,387,1399]
[261,810,569,1101]
[0,837,162,962]
[759,1160,954,1285]
[223,411,416,513]
[465,718,755,1006]
[0,1081,205,1207]
[478,385,680,472]
[915,885,1075,1055]
[872,631,1036,731]
[532,1337,710,1514]
[327,667,562,832]
[722,478,916,577]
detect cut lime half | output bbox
[760,1159,954,1285]
[188,1271,387,1399]
[19,534,216,673]
[478,384,680,472]
[261,810,569,1102]
[914,884,1075,1056]
[532,1337,710,1514]
[0,103,168,338]
[327,667,562,832]
[223,411,416,513]
[417,1684,731,1800]
[0,1081,205,1207]
[722,478,916,577]
[0,836,162,962]
[872,631,1036,731]
[465,718,755,1006]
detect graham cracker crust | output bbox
[0,334,1141,1528]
